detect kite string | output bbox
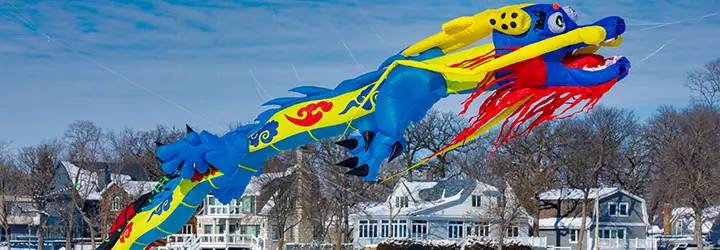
[0,1,226,130]
[316,0,367,74]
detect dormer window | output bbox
[395,196,409,208]
[472,195,482,207]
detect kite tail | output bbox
[97,174,176,250]
[420,65,617,163]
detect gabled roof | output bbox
[60,161,151,200]
[668,206,720,234]
[353,178,498,217]
[539,217,591,229]
[539,187,649,226]
[101,180,158,198]
[538,188,620,200]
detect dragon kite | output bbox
[98,3,629,249]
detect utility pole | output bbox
[594,190,600,250]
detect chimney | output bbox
[99,167,111,190]
[423,168,433,180]
[664,203,672,235]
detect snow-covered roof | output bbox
[539,217,591,229]
[352,178,485,217]
[669,206,720,234]
[539,187,649,226]
[538,188,620,200]
[62,161,135,200]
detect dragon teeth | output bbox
[582,56,622,72]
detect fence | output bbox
[592,238,657,250]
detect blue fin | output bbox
[254,108,279,123]
[262,97,299,107]
[289,86,332,96]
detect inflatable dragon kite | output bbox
[98,3,629,249]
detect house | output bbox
[0,161,158,249]
[537,187,652,250]
[164,166,297,250]
[649,205,720,246]
[350,177,541,250]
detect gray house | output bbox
[350,178,541,249]
[537,188,653,250]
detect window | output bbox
[598,229,626,239]
[469,222,490,237]
[472,195,482,207]
[410,220,428,238]
[271,225,279,240]
[216,224,225,234]
[182,224,193,234]
[395,196,409,208]
[609,202,629,217]
[240,196,257,214]
[380,220,389,238]
[619,203,629,216]
[204,225,213,234]
[110,196,124,211]
[392,220,407,237]
[240,225,260,236]
[675,221,683,234]
[448,221,465,239]
[507,226,520,237]
[207,196,228,215]
[569,229,579,243]
[358,220,378,238]
[609,203,617,216]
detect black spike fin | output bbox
[335,139,359,150]
[362,131,375,151]
[186,124,194,134]
[345,164,369,177]
[388,142,404,163]
[336,157,359,168]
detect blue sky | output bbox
[1,0,719,148]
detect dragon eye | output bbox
[562,6,578,22]
[547,12,566,34]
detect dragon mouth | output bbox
[561,38,628,75]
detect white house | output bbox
[350,178,542,249]
[164,167,295,250]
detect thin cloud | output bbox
[0,0,719,146]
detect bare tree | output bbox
[307,138,390,249]
[488,123,559,237]
[412,109,469,179]
[686,59,720,110]
[553,105,637,250]
[646,105,720,250]
[107,125,183,179]
[0,139,19,250]
[16,140,64,250]
[63,120,108,248]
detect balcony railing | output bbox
[592,238,657,249]
[165,233,263,249]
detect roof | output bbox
[538,188,620,200]
[353,178,498,217]
[539,217,591,229]
[669,206,720,234]
[539,187,649,226]
[67,161,149,181]
[60,161,150,200]
[102,180,158,198]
